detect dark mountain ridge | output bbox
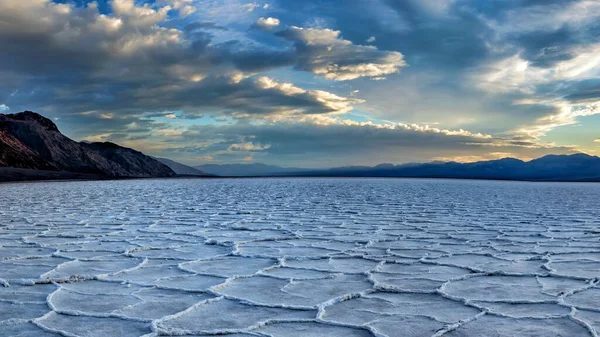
[196,154,600,181]
[0,111,175,180]
[294,154,600,181]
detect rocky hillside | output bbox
[0,111,175,178]
[153,157,213,176]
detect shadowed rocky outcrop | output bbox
[0,111,175,179]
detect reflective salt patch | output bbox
[106,259,193,285]
[537,276,588,296]
[324,292,481,324]
[261,266,334,280]
[371,274,445,292]
[428,254,548,275]
[180,256,278,277]
[257,322,375,336]
[42,258,143,281]
[573,309,600,334]
[0,283,57,303]
[53,250,122,260]
[443,315,590,336]
[283,257,380,274]
[239,241,338,258]
[155,297,316,334]
[34,311,152,337]
[215,274,372,308]
[564,288,600,310]
[377,263,472,281]
[368,316,446,337]
[0,322,61,337]
[154,274,226,292]
[549,261,600,279]
[0,245,56,260]
[1,257,72,283]
[0,300,50,323]
[56,280,143,296]
[49,287,142,315]
[470,301,571,318]
[443,276,554,302]
[128,243,230,260]
[113,288,214,320]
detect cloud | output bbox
[276,26,406,80]
[488,0,600,35]
[0,0,364,123]
[228,142,271,151]
[595,138,600,143]
[242,2,264,12]
[144,117,576,166]
[1,0,598,166]
[255,17,280,29]
[160,0,197,16]
[0,104,9,112]
[513,101,600,140]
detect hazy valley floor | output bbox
[1,178,600,336]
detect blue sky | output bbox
[0,0,599,167]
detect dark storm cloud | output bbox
[562,80,600,103]
[509,26,578,67]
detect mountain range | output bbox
[0,111,175,181]
[297,154,600,181]
[197,155,600,181]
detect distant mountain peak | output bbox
[153,157,212,176]
[536,153,595,160]
[3,111,60,132]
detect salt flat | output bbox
[1,178,599,336]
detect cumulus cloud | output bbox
[276,26,406,80]
[255,17,280,29]
[161,0,197,16]
[0,0,365,124]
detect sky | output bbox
[1,0,599,167]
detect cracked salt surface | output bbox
[1,178,600,336]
